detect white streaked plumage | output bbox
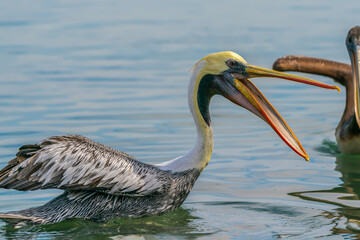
[1,135,166,196]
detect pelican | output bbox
[0,51,338,227]
[273,26,360,154]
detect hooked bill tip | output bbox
[334,86,341,93]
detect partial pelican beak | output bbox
[245,65,340,92]
[351,45,360,127]
[219,65,339,161]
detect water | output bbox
[0,0,359,239]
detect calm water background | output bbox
[0,0,359,239]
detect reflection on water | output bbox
[314,139,341,156]
[290,148,360,237]
[1,208,214,240]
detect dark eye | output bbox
[227,59,238,68]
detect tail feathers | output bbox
[0,162,16,183]
[0,213,44,225]
[0,144,41,184]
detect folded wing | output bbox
[0,135,167,196]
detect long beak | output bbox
[350,45,360,127]
[246,65,340,92]
[223,65,339,161]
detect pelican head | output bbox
[191,51,339,161]
[346,26,360,128]
[331,26,360,153]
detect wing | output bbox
[0,135,168,196]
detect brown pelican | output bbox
[0,51,338,227]
[273,26,360,154]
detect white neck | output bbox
[157,61,214,172]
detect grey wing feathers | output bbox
[0,135,166,196]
